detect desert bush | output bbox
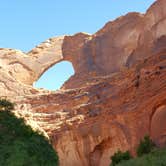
[137,135,155,157]
[116,148,166,166]
[110,150,132,166]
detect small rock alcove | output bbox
[33,61,74,90]
[150,105,166,146]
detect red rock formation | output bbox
[0,0,166,166]
[13,52,166,166]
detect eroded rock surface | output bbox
[0,0,166,166]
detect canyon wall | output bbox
[0,0,166,165]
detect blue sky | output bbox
[0,0,156,90]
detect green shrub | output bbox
[0,98,14,111]
[0,100,59,166]
[110,136,162,166]
[115,148,166,166]
[110,150,132,166]
[137,135,155,157]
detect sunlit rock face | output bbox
[14,52,166,166]
[0,0,166,166]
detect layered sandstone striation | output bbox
[14,52,166,166]
[0,0,166,166]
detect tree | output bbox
[110,150,132,166]
[137,135,155,157]
[0,99,59,166]
[0,98,14,111]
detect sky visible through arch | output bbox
[0,0,156,90]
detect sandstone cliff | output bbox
[0,0,166,166]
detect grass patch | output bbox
[116,148,166,166]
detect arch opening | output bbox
[33,61,75,90]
